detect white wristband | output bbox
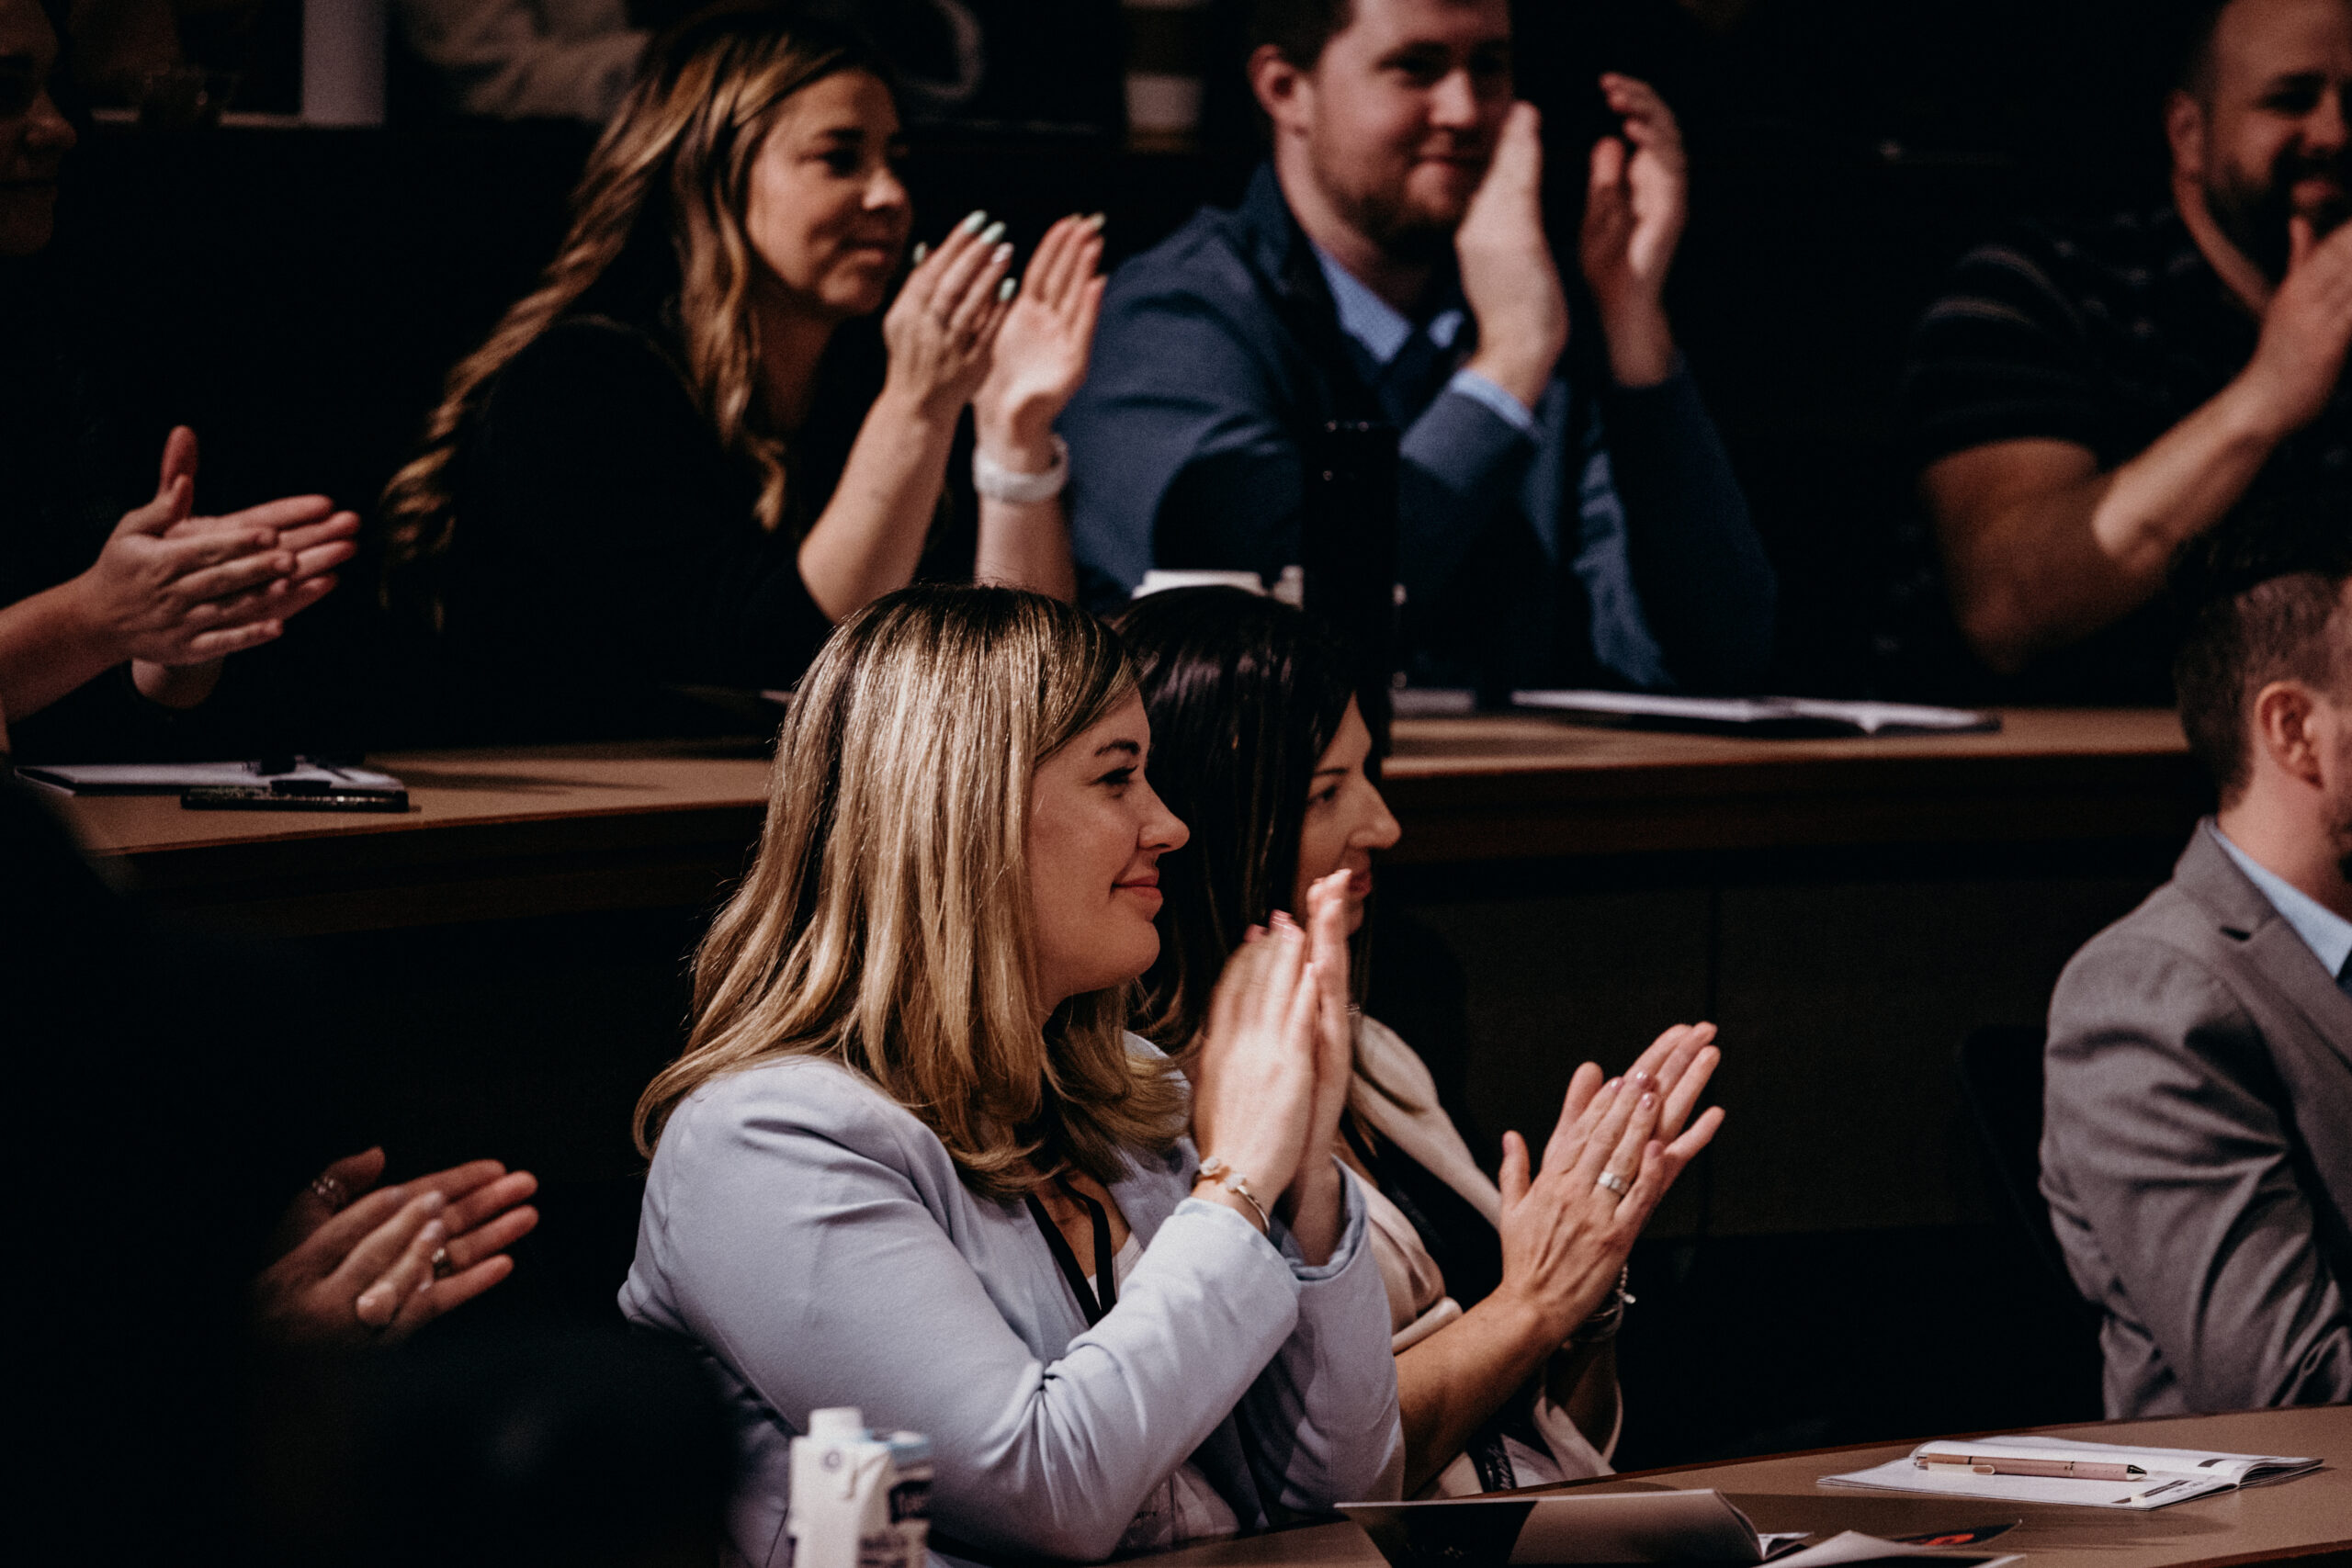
[973,434,1069,503]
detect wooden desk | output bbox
[1152,1406,2352,1568]
[57,709,2199,934]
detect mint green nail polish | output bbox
[998,276,1017,301]
[958,209,987,234]
[978,221,1006,246]
[910,242,928,265]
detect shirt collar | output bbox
[1310,243,1464,367]
[2210,821,2352,980]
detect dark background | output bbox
[39,0,2203,1465]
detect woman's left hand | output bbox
[254,1149,540,1347]
[974,213,1106,464]
[1270,871,1356,1262]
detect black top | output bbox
[426,305,974,742]
[1903,208,2352,702]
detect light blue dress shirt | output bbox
[1311,247,1534,433]
[2211,821,2352,981]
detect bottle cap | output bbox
[808,1406,866,1441]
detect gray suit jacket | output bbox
[619,1047,1403,1567]
[2042,821,2352,1417]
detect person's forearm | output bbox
[1945,380,2286,671]
[1277,1156,1345,1269]
[1395,1288,1559,1495]
[972,419,1078,599]
[798,387,962,623]
[1597,299,1677,389]
[0,578,120,721]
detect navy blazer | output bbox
[1060,165,1775,694]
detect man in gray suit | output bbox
[2042,510,2352,1418]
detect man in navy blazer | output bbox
[1058,0,1775,696]
[2042,505,2352,1417]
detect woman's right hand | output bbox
[880,209,1018,420]
[1188,916,1323,1224]
[1491,1023,1724,1346]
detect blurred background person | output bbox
[380,4,1102,740]
[394,0,648,124]
[1907,0,2352,701]
[1063,0,1774,699]
[1118,587,1723,1494]
[0,0,359,761]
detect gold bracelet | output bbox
[1194,1156,1270,1231]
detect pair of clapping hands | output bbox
[82,426,357,698]
[884,210,1107,459]
[1188,869,1724,1332]
[254,1147,539,1346]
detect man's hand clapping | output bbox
[1458,101,1571,412]
[1579,73,1688,388]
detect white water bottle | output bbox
[786,1406,933,1568]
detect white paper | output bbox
[1822,1457,2234,1510]
[1937,1435,2319,1486]
[1509,691,1999,735]
[16,759,404,795]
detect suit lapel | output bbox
[2179,823,2352,1066]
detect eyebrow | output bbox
[1094,739,1142,759]
[1311,764,1348,778]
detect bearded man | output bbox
[1906,0,2352,701]
[1057,0,1775,698]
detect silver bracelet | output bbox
[1193,1155,1270,1232]
[1568,1267,1635,1347]
[973,434,1069,503]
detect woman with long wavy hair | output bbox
[622,584,1403,1565]
[1116,586,1726,1496]
[380,3,1101,739]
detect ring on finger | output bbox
[430,1246,453,1280]
[1595,1169,1629,1196]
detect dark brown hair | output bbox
[2172,495,2352,802]
[1114,588,1362,1051]
[1248,0,1356,67]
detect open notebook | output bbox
[1822,1435,2320,1511]
[1340,1489,2018,1567]
[1510,691,2000,737]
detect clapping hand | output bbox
[1189,914,1323,1236]
[1458,101,1571,412]
[254,1147,539,1347]
[83,427,356,678]
[882,209,1019,421]
[1579,73,1687,386]
[1492,1022,1724,1346]
[976,212,1106,466]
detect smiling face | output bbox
[2175,0,2352,276]
[1290,699,1401,935]
[1026,694,1191,1012]
[1260,0,1514,261]
[741,68,911,320]
[0,0,75,259]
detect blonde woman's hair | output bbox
[380,2,884,611]
[635,585,1188,1199]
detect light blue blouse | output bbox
[618,1043,1405,1566]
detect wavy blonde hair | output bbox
[381,3,883,604]
[635,585,1188,1199]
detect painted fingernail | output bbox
[1086,211,1106,229]
[910,241,928,265]
[978,220,1006,246]
[419,1191,447,1215]
[958,209,987,234]
[998,276,1017,301]
[419,1219,447,1245]
[1643,1091,1657,1108]
[1629,1069,1650,1089]
[994,243,1015,267]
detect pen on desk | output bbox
[1915,1454,2145,1481]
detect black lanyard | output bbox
[1025,1177,1117,1326]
